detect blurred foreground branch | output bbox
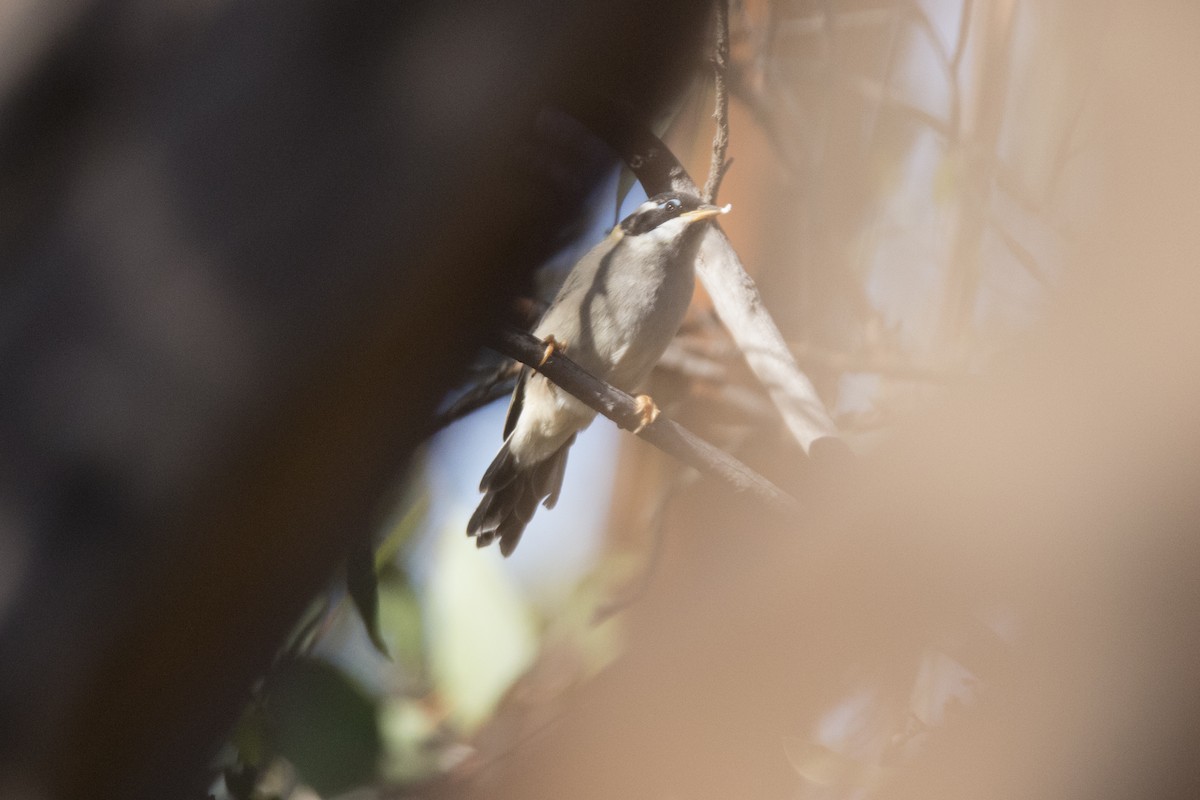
[0,2,713,797]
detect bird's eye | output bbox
[661,198,682,213]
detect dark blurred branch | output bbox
[490,326,799,514]
[0,2,714,797]
[430,363,521,435]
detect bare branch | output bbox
[489,325,799,514]
[704,0,732,203]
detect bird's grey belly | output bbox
[578,269,693,390]
[533,236,696,392]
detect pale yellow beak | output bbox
[680,203,732,224]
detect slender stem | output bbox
[704,0,732,203]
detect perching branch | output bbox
[489,326,799,515]
[577,103,843,456]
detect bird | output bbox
[468,191,730,555]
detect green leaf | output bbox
[349,490,429,659]
[221,764,259,800]
[377,574,426,675]
[347,541,390,658]
[266,659,382,796]
[230,699,269,769]
[375,491,430,572]
[379,698,443,784]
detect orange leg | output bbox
[632,394,660,434]
[539,334,567,367]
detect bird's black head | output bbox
[619,192,723,236]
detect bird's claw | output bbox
[632,394,660,434]
[539,334,566,367]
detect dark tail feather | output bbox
[541,434,574,510]
[468,438,573,556]
[479,439,519,493]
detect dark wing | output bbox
[503,366,529,440]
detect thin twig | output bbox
[704,0,732,203]
[489,325,799,514]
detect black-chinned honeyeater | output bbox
[468,191,729,555]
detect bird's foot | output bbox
[539,334,567,367]
[632,394,660,434]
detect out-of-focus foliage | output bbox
[231,659,381,798]
[347,491,430,659]
[424,521,539,731]
[220,457,628,797]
